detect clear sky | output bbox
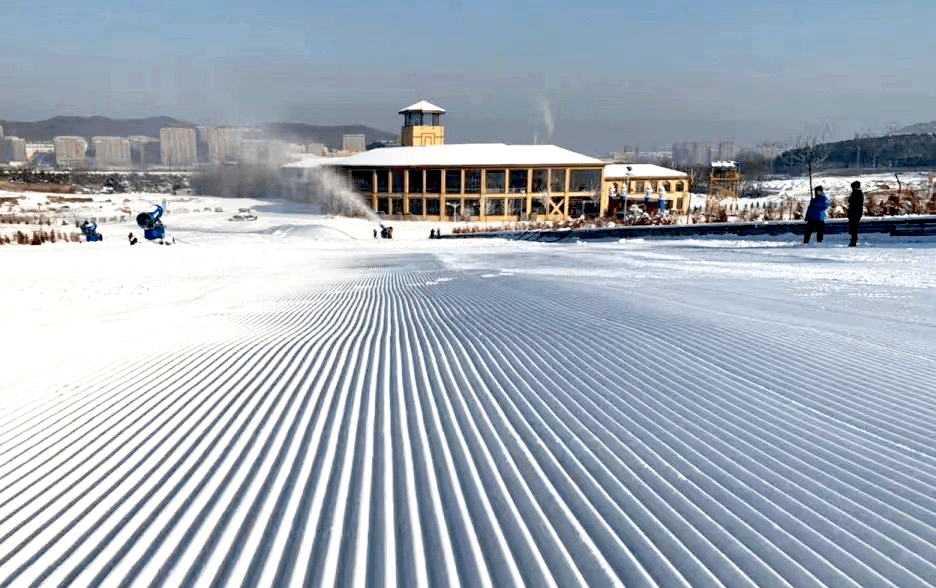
[2,0,934,153]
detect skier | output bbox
[803,185,829,244]
[848,180,864,247]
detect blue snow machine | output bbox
[136,205,166,240]
[80,220,102,242]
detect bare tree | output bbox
[792,122,833,197]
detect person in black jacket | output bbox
[848,181,864,246]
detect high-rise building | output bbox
[342,134,366,153]
[92,137,132,169]
[0,137,27,162]
[160,127,197,168]
[53,136,88,168]
[129,136,161,166]
[208,127,245,163]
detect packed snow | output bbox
[1,192,935,587]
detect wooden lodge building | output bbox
[283,100,690,222]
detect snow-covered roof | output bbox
[285,144,606,169]
[604,163,687,179]
[711,160,738,168]
[399,100,446,114]
[281,154,334,169]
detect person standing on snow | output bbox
[803,185,829,244]
[848,180,864,247]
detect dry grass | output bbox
[0,181,74,194]
[0,229,81,245]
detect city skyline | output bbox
[3,0,934,153]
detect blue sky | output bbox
[2,0,934,152]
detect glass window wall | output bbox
[352,170,373,193]
[550,169,565,192]
[570,169,601,192]
[465,169,482,194]
[376,169,389,193]
[445,170,461,194]
[532,169,548,192]
[408,169,423,193]
[485,170,506,193]
[426,169,442,193]
[509,169,528,193]
[485,198,505,215]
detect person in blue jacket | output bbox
[804,185,830,244]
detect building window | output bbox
[391,198,403,215]
[445,170,461,194]
[508,198,525,215]
[410,198,423,215]
[635,180,645,193]
[509,169,528,193]
[352,170,373,193]
[485,198,505,215]
[532,169,548,192]
[408,169,423,193]
[570,169,601,192]
[392,170,404,193]
[426,169,442,193]
[464,198,481,217]
[377,197,390,215]
[426,198,440,215]
[485,170,506,193]
[550,169,565,192]
[465,169,482,194]
[376,169,389,193]
[660,181,670,193]
[676,181,685,192]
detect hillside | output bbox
[775,133,936,173]
[0,116,192,141]
[261,122,397,149]
[896,121,936,135]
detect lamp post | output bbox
[446,201,460,222]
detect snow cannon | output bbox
[80,220,102,242]
[136,205,165,240]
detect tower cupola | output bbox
[399,100,445,146]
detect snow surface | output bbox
[2,194,936,587]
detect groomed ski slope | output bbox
[1,203,935,587]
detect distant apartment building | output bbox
[92,136,132,169]
[0,137,27,163]
[342,134,366,153]
[25,142,55,160]
[306,143,327,156]
[196,126,212,162]
[54,136,88,168]
[129,136,161,167]
[240,139,299,166]
[208,127,245,163]
[160,127,197,168]
[0,124,4,138]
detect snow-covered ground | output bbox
[2,194,936,587]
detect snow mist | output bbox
[286,167,382,224]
